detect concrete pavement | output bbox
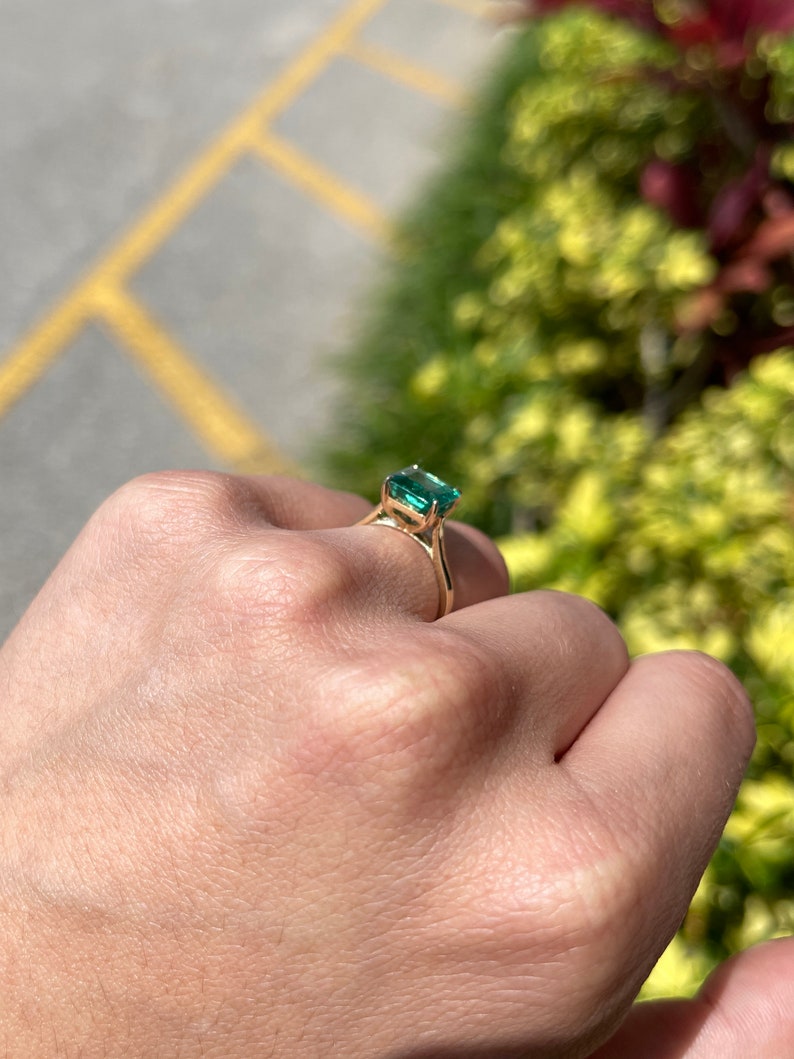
[0,0,502,641]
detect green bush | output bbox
[320,9,794,996]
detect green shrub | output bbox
[320,9,794,996]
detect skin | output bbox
[0,471,789,1057]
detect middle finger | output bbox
[441,591,630,761]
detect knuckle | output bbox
[94,471,244,559]
[477,830,652,1022]
[204,532,355,631]
[421,630,503,727]
[306,654,448,770]
[277,535,357,622]
[376,639,494,758]
[294,632,501,788]
[532,591,629,674]
[125,469,245,525]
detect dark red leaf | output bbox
[676,255,774,333]
[520,0,794,50]
[706,0,794,41]
[668,15,722,48]
[640,158,703,227]
[708,148,770,251]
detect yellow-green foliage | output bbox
[501,351,794,993]
[323,9,794,996]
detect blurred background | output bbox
[316,0,794,998]
[3,0,794,1004]
[0,0,497,641]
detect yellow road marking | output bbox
[92,286,296,475]
[0,0,390,437]
[345,39,465,106]
[98,0,391,287]
[0,288,91,420]
[1,0,482,473]
[251,130,391,242]
[98,126,254,289]
[250,0,388,127]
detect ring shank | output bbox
[356,506,454,620]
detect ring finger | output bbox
[234,473,510,617]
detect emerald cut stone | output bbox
[386,466,461,518]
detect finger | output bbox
[235,475,509,616]
[563,650,754,834]
[436,522,510,611]
[276,520,504,624]
[561,652,754,950]
[240,475,372,528]
[593,938,794,1058]
[439,591,630,757]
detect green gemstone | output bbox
[386,466,461,518]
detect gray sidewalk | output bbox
[0,0,503,641]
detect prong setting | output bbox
[356,465,462,620]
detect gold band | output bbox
[356,466,461,620]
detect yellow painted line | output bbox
[0,288,92,420]
[98,126,254,288]
[251,129,391,242]
[98,0,392,286]
[0,0,389,427]
[248,0,388,126]
[92,286,296,475]
[345,39,465,106]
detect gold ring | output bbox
[356,465,462,620]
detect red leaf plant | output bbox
[517,0,794,390]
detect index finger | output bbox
[561,650,755,934]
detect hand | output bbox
[0,472,764,1057]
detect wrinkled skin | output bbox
[0,472,788,1058]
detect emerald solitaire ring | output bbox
[357,465,462,620]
